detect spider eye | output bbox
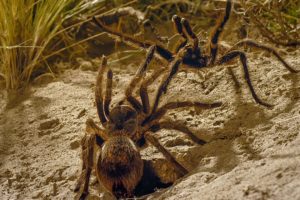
[116,123,123,130]
[125,109,137,121]
[123,118,137,135]
[109,106,137,134]
[122,109,138,135]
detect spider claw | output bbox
[260,102,274,108]
[180,18,186,24]
[211,102,222,108]
[196,138,207,145]
[162,87,168,94]
[74,184,80,192]
[172,15,180,22]
[79,192,88,200]
[253,98,274,108]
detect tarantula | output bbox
[74,46,222,199]
[93,0,299,108]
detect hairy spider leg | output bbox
[172,15,188,53]
[140,68,166,114]
[230,39,299,73]
[151,58,182,115]
[149,121,206,145]
[104,68,113,118]
[140,102,222,177]
[217,50,273,107]
[125,46,156,112]
[75,119,109,199]
[209,0,232,64]
[144,101,222,144]
[75,128,96,199]
[151,101,222,123]
[95,56,108,123]
[181,18,199,53]
[180,17,208,68]
[93,17,174,62]
[93,15,205,67]
[144,132,188,176]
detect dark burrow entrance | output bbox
[132,160,173,198]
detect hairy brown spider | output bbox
[93,0,299,108]
[74,46,222,199]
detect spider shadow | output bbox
[208,102,266,173]
[271,72,300,120]
[0,88,34,161]
[0,87,51,162]
[193,65,300,175]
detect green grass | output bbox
[0,0,103,90]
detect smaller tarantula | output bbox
[93,0,299,107]
[74,46,222,199]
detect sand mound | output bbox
[0,50,299,200]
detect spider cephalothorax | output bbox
[106,105,139,137]
[93,0,299,107]
[74,46,222,199]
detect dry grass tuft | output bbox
[0,0,104,90]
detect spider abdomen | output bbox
[96,136,144,197]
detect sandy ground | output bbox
[0,49,299,200]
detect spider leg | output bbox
[140,68,166,114]
[230,39,299,73]
[152,101,222,122]
[144,132,188,176]
[74,122,96,199]
[150,57,182,115]
[217,50,273,107]
[148,46,196,118]
[181,18,199,53]
[75,119,108,199]
[104,68,113,119]
[142,101,222,137]
[172,15,188,53]
[209,0,232,64]
[93,17,174,62]
[149,121,207,145]
[74,163,86,193]
[85,118,109,141]
[95,56,108,123]
[125,46,156,112]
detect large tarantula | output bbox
[74,46,222,199]
[93,0,299,107]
